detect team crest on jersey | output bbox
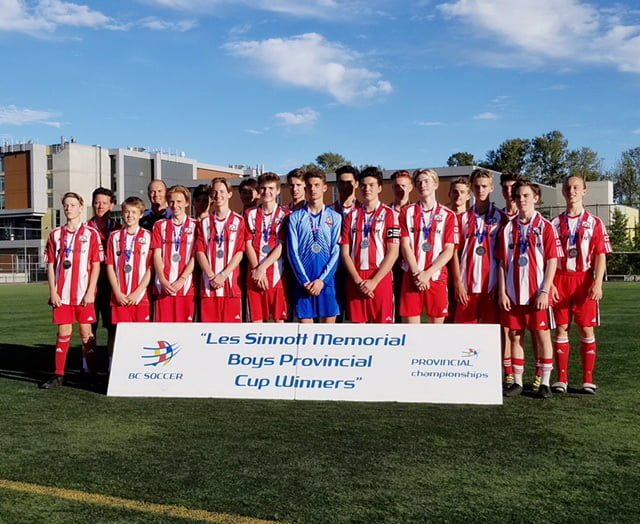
[433,215,443,222]
[326,217,334,226]
[185,227,193,234]
[533,227,541,235]
[583,223,592,229]
[138,237,147,244]
[487,217,498,224]
[80,236,88,242]
[229,224,238,231]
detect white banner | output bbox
[108,323,502,404]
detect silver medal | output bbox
[311,243,321,254]
[475,246,486,256]
[216,249,225,259]
[172,253,181,262]
[361,240,370,249]
[422,242,432,252]
[63,260,72,269]
[261,245,271,254]
[124,264,132,273]
[568,248,578,258]
[518,256,528,266]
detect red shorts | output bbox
[52,304,96,325]
[112,304,152,324]
[399,272,449,320]
[553,271,600,327]
[501,304,554,331]
[346,270,395,323]
[154,295,196,322]
[247,285,288,322]
[455,292,500,324]
[201,296,242,322]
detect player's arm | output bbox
[153,248,174,295]
[589,253,607,301]
[286,214,311,285]
[173,255,195,292]
[211,251,244,290]
[128,267,152,305]
[82,261,101,306]
[535,257,557,310]
[340,243,367,293]
[414,243,454,290]
[362,242,399,296]
[451,246,468,305]
[497,260,511,311]
[47,262,62,307]
[106,263,129,306]
[318,213,342,284]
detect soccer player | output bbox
[550,175,612,394]
[399,169,458,324]
[285,168,307,211]
[340,167,400,323]
[141,180,172,231]
[193,183,211,220]
[87,187,120,362]
[244,173,289,323]
[40,192,103,389]
[238,178,259,211]
[454,169,507,324]
[152,185,197,322]
[287,168,342,323]
[389,170,413,212]
[330,165,359,216]
[447,176,471,215]
[196,178,246,322]
[497,180,562,399]
[106,197,152,325]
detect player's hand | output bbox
[413,270,431,291]
[211,273,226,289]
[162,280,178,296]
[455,283,468,305]
[251,266,266,283]
[116,291,130,306]
[498,292,511,311]
[81,290,95,306]
[550,285,560,303]
[305,279,325,296]
[358,279,376,298]
[50,291,62,308]
[535,292,549,310]
[589,283,603,301]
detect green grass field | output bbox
[1,283,639,523]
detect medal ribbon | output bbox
[210,212,230,263]
[562,211,586,251]
[260,207,278,245]
[172,220,186,254]
[308,206,325,246]
[473,203,494,245]
[512,213,538,262]
[413,203,438,250]
[61,225,80,265]
[358,203,381,243]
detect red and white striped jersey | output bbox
[44,223,103,306]
[329,200,358,218]
[340,202,400,271]
[400,203,458,280]
[457,204,508,293]
[106,228,152,305]
[244,205,289,288]
[196,211,245,297]
[88,216,121,250]
[497,211,563,305]
[551,211,612,272]
[151,217,197,296]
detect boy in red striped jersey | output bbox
[454,169,507,324]
[399,169,458,323]
[244,172,290,322]
[106,197,152,325]
[497,180,562,398]
[340,167,400,323]
[550,176,612,394]
[196,178,246,322]
[40,192,103,389]
[152,185,197,322]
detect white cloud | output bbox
[632,129,640,135]
[473,112,499,120]
[437,0,640,73]
[142,0,342,18]
[139,16,197,31]
[0,0,111,33]
[224,33,392,104]
[275,108,319,125]
[0,105,62,127]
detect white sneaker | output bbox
[551,381,567,393]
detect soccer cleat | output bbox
[551,381,567,394]
[537,384,552,399]
[504,383,523,397]
[40,375,63,389]
[504,374,515,386]
[581,383,598,395]
[527,375,542,393]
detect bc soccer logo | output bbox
[142,340,181,367]
[462,348,479,358]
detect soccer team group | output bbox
[39,165,611,399]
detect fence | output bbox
[0,255,47,283]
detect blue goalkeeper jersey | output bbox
[287,205,342,286]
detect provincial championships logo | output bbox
[462,348,479,358]
[142,340,181,367]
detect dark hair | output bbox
[303,166,327,184]
[121,196,145,213]
[359,166,383,186]
[92,187,115,204]
[449,176,470,189]
[286,168,305,184]
[335,165,359,179]
[499,172,521,186]
[239,178,258,191]
[193,184,209,199]
[512,179,541,199]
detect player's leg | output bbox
[41,321,73,389]
[504,327,525,396]
[553,323,571,393]
[533,328,554,399]
[578,324,598,394]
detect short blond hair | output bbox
[167,185,191,206]
[62,192,84,206]
[412,168,438,185]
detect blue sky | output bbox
[2,0,640,174]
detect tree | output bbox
[527,130,569,185]
[484,138,530,174]
[607,208,633,275]
[610,147,640,207]
[565,147,604,181]
[446,152,476,167]
[315,152,349,173]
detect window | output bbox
[0,174,5,192]
[47,155,53,170]
[46,172,53,190]
[0,194,5,210]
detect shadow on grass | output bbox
[0,343,110,393]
